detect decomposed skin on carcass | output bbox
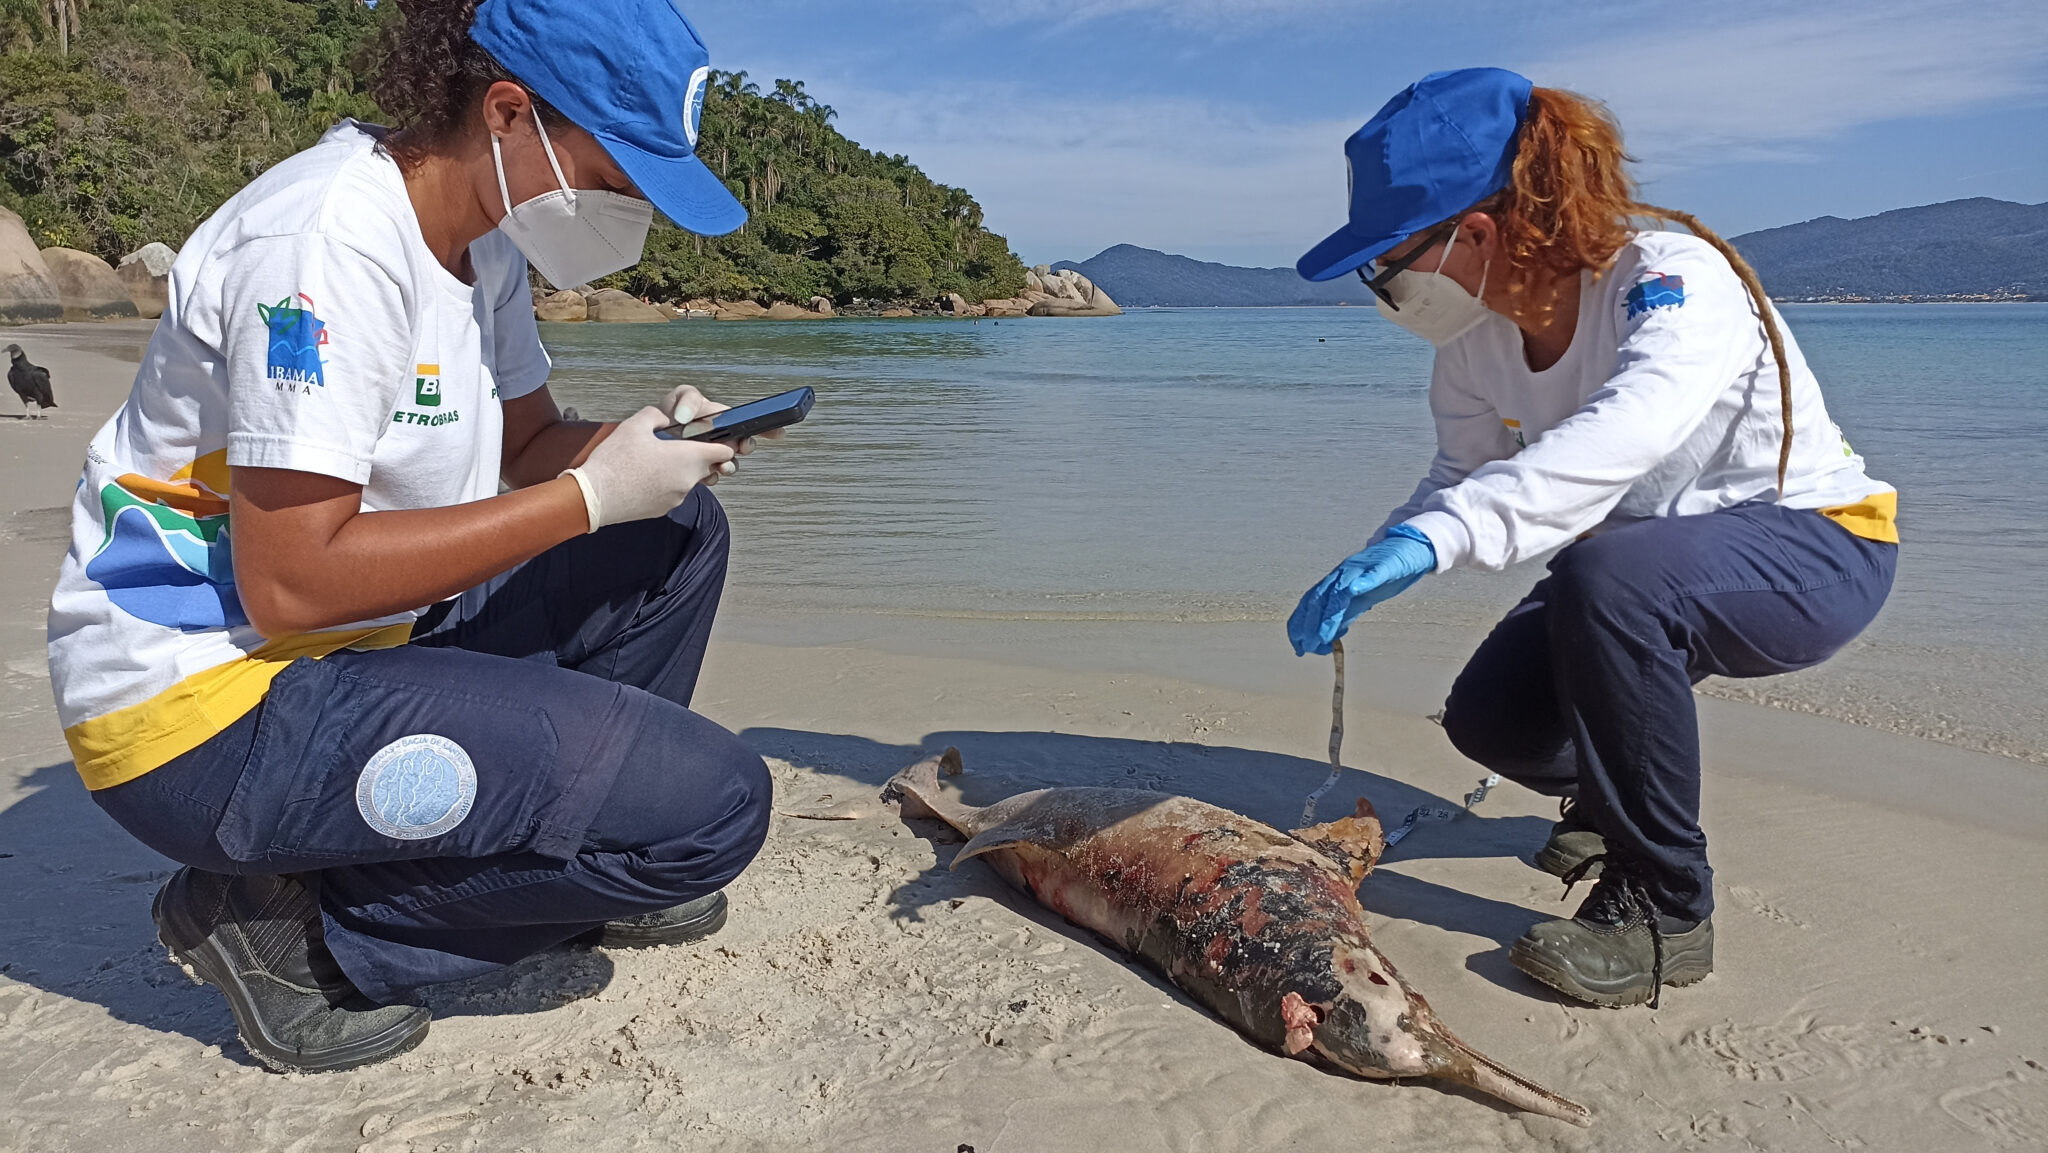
[885,748,1591,1126]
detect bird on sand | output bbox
[6,343,56,419]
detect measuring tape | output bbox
[1299,637,1500,845]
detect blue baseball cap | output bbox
[470,0,747,236]
[1296,68,1532,282]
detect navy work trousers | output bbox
[1439,504,1895,923]
[94,488,771,1002]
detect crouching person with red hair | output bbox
[1288,69,1898,1008]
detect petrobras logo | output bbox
[257,293,327,390]
[684,65,711,149]
[84,451,247,632]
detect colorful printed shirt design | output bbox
[86,451,245,632]
[47,121,552,792]
[1624,272,1686,320]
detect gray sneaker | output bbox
[1532,797,1607,879]
[1508,856,1713,1008]
[591,890,729,948]
[153,868,431,1072]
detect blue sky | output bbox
[689,1,2048,268]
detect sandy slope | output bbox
[1,324,2043,1152]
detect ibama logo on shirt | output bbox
[1625,272,1686,320]
[257,293,328,388]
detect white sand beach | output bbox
[2,323,2043,1152]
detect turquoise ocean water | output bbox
[543,304,2048,760]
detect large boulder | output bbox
[808,296,835,317]
[40,247,138,320]
[535,289,588,322]
[713,299,768,320]
[763,301,814,320]
[1029,281,1122,317]
[116,242,177,319]
[0,208,61,325]
[981,298,1032,317]
[585,288,667,323]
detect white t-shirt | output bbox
[48,121,551,790]
[1387,230,1895,572]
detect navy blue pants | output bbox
[94,488,772,1002]
[1439,504,1895,923]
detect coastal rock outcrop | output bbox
[763,302,816,320]
[585,288,666,323]
[1022,264,1120,317]
[713,300,768,321]
[40,247,140,320]
[536,289,588,322]
[116,243,177,319]
[0,208,61,325]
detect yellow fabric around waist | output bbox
[66,623,413,792]
[1817,491,1899,544]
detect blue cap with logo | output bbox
[1296,68,1532,282]
[470,0,746,236]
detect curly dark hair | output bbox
[367,0,560,169]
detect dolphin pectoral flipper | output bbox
[950,830,1038,869]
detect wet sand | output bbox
[2,323,2043,1152]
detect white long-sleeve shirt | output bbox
[1387,230,1895,572]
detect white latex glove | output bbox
[561,406,735,532]
[657,383,782,458]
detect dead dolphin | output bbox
[886,748,1591,1126]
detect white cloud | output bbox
[957,0,1354,32]
[820,82,1358,266]
[764,0,2048,265]
[1526,0,2048,174]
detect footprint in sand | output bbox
[1938,1069,2047,1149]
[1725,884,1810,928]
[1685,1018,1949,1083]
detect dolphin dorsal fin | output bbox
[1289,797,1387,889]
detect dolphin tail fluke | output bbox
[884,747,968,828]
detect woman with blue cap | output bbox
[1291,70,1898,1008]
[47,0,773,1070]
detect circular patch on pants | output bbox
[355,734,478,841]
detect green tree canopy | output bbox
[1,3,1024,306]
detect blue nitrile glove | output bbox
[1287,524,1438,656]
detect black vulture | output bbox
[5,343,55,419]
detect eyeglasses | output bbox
[1355,222,1459,311]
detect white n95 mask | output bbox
[493,109,654,290]
[1375,228,1492,348]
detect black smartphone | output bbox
[656,386,815,443]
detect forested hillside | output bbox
[0,0,1023,304]
[1732,198,2046,300]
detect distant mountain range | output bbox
[1056,198,2047,306]
[1052,246,1364,308]
[1728,198,2046,300]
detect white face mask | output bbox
[492,109,654,290]
[1374,227,1492,347]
